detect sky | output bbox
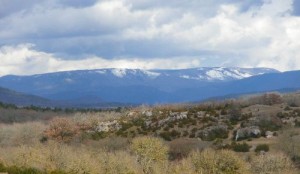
[0,0,300,76]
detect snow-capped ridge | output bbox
[18,67,279,82]
[111,68,127,78]
[81,67,279,81]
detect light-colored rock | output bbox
[95,120,121,132]
[142,110,153,117]
[127,111,137,117]
[265,131,274,138]
[235,126,261,141]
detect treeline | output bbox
[0,101,127,113]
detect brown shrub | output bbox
[168,138,211,159]
[190,149,250,174]
[131,136,169,173]
[167,158,195,174]
[44,117,79,143]
[0,141,142,174]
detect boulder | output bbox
[265,131,274,138]
[235,126,261,141]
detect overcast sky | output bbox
[0,0,300,76]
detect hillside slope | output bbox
[0,87,51,106]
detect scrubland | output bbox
[0,92,300,173]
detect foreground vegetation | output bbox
[1,92,300,173]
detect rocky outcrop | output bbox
[95,120,121,132]
[142,110,153,117]
[235,126,261,141]
[156,112,188,126]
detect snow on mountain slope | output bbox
[0,68,298,106]
[0,67,279,103]
[203,68,257,80]
[153,67,278,81]
[111,69,127,78]
[98,67,278,81]
[1,67,278,83]
[108,69,161,79]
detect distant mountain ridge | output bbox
[1,67,278,81]
[174,70,300,102]
[0,67,281,105]
[0,86,133,108]
[0,86,51,106]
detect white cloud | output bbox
[120,0,300,71]
[0,0,300,72]
[0,44,202,76]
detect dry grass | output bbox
[0,122,46,147]
[131,136,169,174]
[0,135,298,174]
[276,128,300,157]
[0,141,142,174]
[72,111,123,123]
[250,152,297,174]
[189,149,250,174]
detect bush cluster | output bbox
[255,144,269,153]
[231,142,251,152]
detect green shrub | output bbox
[284,106,292,111]
[221,109,227,115]
[170,130,180,138]
[229,105,242,122]
[232,142,251,152]
[167,122,174,128]
[258,116,282,132]
[255,144,269,153]
[116,130,128,137]
[50,170,69,174]
[198,126,228,141]
[295,120,300,127]
[89,131,109,140]
[191,128,197,133]
[163,126,170,131]
[0,163,43,174]
[294,109,300,115]
[189,133,196,138]
[289,103,299,107]
[178,123,184,128]
[159,131,172,141]
[182,131,189,137]
[119,122,133,131]
[132,118,144,127]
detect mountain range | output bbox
[0,67,299,107]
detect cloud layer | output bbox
[0,44,203,76]
[0,0,300,76]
